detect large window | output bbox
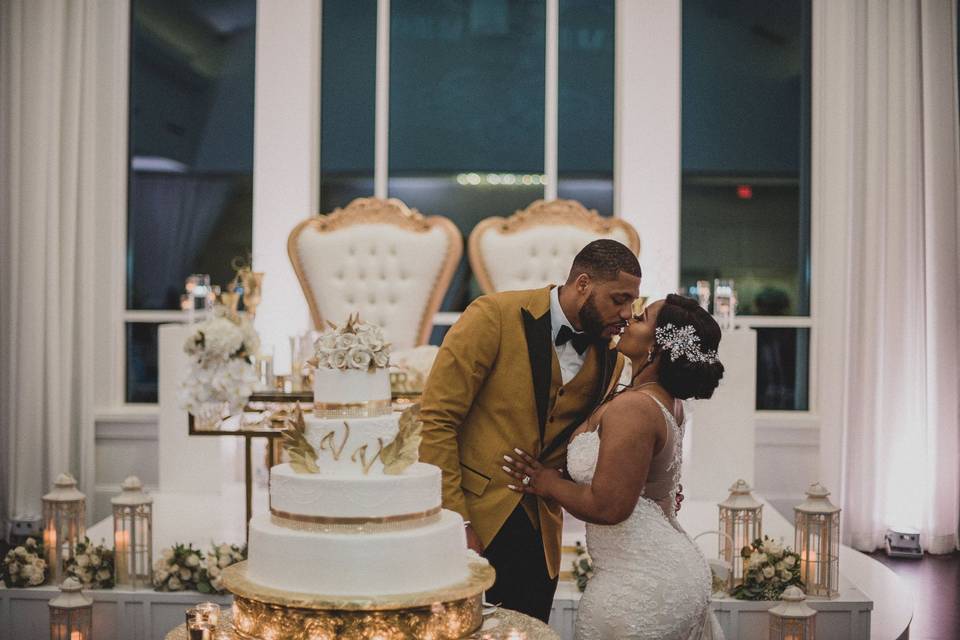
[125,0,256,402]
[681,0,812,410]
[319,0,616,319]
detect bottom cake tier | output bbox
[223,560,496,640]
[247,509,471,596]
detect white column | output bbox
[375,0,390,198]
[252,0,320,372]
[614,0,681,299]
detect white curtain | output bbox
[840,0,960,554]
[0,0,103,528]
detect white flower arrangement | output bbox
[64,537,114,589]
[179,307,259,417]
[1,537,47,587]
[571,540,594,592]
[197,542,246,594]
[732,536,803,601]
[308,314,391,373]
[153,543,203,592]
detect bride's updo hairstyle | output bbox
[655,294,724,400]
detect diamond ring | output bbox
[522,476,531,486]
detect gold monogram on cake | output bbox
[318,422,351,460]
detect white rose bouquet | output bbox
[197,542,247,594]
[571,540,594,593]
[731,536,803,600]
[180,306,260,418]
[307,314,391,373]
[153,543,204,592]
[64,538,114,589]
[1,537,47,587]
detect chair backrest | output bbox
[468,199,641,293]
[288,197,462,349]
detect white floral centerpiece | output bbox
[731,536,803,601]
[198,542,246,594]
[1,537,47,587]
[64,537,114,589]
[152,543,203,592]
[179,307,259,423]
[308,314,391,372]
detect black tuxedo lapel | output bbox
[521,307,552,445]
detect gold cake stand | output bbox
[168,560,535,640]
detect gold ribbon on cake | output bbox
[269,506,442,533]
[313,399,392,418]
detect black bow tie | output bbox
[555,325,593,355]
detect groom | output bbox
[419,239,641,622]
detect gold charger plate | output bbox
[222,560,494,611]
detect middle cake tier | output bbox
[270,461,440,519]
[301,413,404,476]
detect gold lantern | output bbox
[718,479,763,586]
[768,586,817,640]
[111,476,153,589]
[794,482,840,599]
[49,577,93,640]
[43,473,86,584]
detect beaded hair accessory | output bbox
[654,323,719,364]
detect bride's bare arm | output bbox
[501,394,666,526]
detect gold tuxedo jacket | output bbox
[419,286,623,578]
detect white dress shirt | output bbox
[550,285,586,384]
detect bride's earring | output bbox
[647,349,655,363]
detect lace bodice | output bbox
[566,393,722,640]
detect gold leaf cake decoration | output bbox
[381,403,422,475]
[281,404,320,474]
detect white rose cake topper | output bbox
[307,313,392,373]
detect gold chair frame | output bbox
[287,197,463,346]
[468,199,641,294]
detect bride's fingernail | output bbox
[514,448,524,455]
[501,465,511,473]
[503,455,513,462]
[508,485,517,490]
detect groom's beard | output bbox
[578,292,606,338]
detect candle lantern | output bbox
[48,577,93,640]
[794,483,840,598]
[43,473,86,583]
[768,586,817,639]
[718,479,763,585]
[111,476,153,588]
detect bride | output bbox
[502,294,725,639]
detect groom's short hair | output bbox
[567,239,641,284]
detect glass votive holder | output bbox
[186,620,216,640]
[195,602,221,626]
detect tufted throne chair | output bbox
[468,199,641,294]
[287,197,462,349]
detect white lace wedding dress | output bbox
[567,393,724,640]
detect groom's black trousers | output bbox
[482,505,559,623]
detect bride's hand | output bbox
[500,448,562,498]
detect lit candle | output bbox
[70,632,83,640]
[44,527,57,549]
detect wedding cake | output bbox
[224,315,493,640]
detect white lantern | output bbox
[768,586,817,640]
[43,474,86,584]
[794,483,840,599]
[718,479,763,586]
[111,476,153,588]
[48,577,93,640]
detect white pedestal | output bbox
[681,326,757,500]
[157,324,225,493]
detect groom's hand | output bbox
[464,524,485,554]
